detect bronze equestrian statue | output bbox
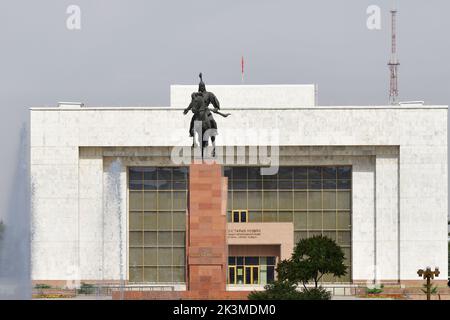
[183,73,230,157]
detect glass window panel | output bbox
[337,180,351,189]
[158,212,172,229]
[294,231,308,243]
[337,192,351,210]
[129,248,142,266]
[158,248,172,266]
[157,168,172,180]
[158,231,172,246]
[278,180,293,190]
[322,167,337,179]
[337,211,351,229]
[129,267,143,282]
[144,248,157,265]
[233,191,247,209]
[173,212,186,230]
[227,211,232,222]
[337,231,351,245]
[323,231,337,241]
[247,167,262,179]
[245,257,259,265]
[233,180,247,190]
[308,167,322,179]
[262,180,277,189]
[308,212,322,230]
[228,267,236,284]
[263,211,277,222]
[224,167,232,180]
[279,191,293,209]
[157,191,172,210]
[266,266,275,283]
[248,211,262,222]
[259,257,267,265]
[129,168,143,180]
[143,192,157,210]
[129,211,143,230]
[158,267,172,282]
[129,191,143,211]
[173,232,185,246]
[247,180,262,189]
[248,191,262,209]
[228,257,236,265]
[236,257,244,266]
[323,180,337,189]
[240,211,247,222]
[278,167,293,179]
[266,257,276,265]
[173,248,185,265]
[308,180,322,189]
[173,267,185,282]
[342,247,351,265]
[294,192,307,209]
[130,231,143,246]
[233,211,240,222]
[144,211,158,230]
[294,211,307,229]
[143,267,157,282]
[308,191,322,209]
[173,191,187,210]
[294,167,307,180]
[323,211,336,229]
[158,179,171,190]
[263,191,277,209]
[172,181,187,190]
[129,181,143,191]
[323,191,336,210]
[143,168,157,180]
[233,167,247,179]
[227,191,233,210]
[337,167,351,179]
[278,211,293,222]
[143,231,157,246]
[309,231,322,237]
[172,167,187,180]
[143,180,157,190]
[294,180,307,189]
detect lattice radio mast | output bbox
[388,8,400,105]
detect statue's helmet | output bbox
[198,72,206,92]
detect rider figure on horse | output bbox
[183,73,230,155]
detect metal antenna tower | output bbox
[388,7,400,105]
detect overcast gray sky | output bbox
[0,0,449,216]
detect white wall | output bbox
[30,101,448,283]
[170,84,316,108]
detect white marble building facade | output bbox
[30,85,448,286]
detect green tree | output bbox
[249,235,346,300]
[278,235,347,289]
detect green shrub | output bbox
[77,282,95,294]
[248,281,331,300]
[299,287,331,300]
[248,281,304,300]
[34,283,52,289]
[366,287,383,294]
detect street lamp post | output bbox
[417,267,440,300]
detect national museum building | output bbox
[30,84,448,298]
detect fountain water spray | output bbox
[104,158,125,300]
[0,124,31,299]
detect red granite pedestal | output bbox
[184,163,228,299]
